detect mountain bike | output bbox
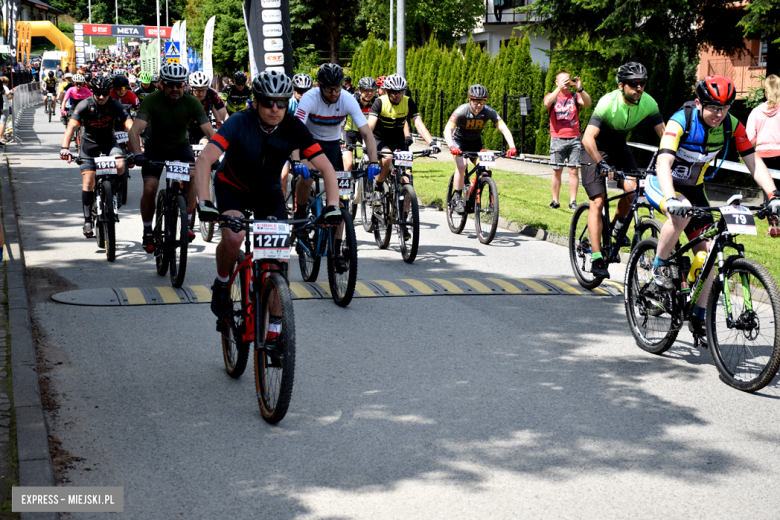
[373,149,433,263]
[184,143,218,242]
[342,142,370,222]
[445,150,504,245]
[114,130,130,206]
[44,92,55,122]
[216,214,299,424]
[295,170,358,307]
[75,155,123,262]
[149,160,192,288]
[624,195,780,392]
[569,170,662,289]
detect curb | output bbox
[1,149,57,519]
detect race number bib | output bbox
[478,151,496,167]
[95,157,117,175]
[720,205,757,235]
[252,221,291,259]
[114,131,129,144]
[191,144,205,158]
[165,161,190,182]
[393,151,414,168]
[337,171,351,197]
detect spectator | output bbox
[55,65,63,79]
[0,77,8,145]
[543,70,591,209]
[746,73,780,229]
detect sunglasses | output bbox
[115,86,127,91]
[703,104,731,114]
[75,83,85,87]
[164,81,184,89]
[257,97,289,109]
[192,88,208,94]
[470,98,486,105]
[322,85,342,94]
[387,89,404,95]
[625,80,646,89]
[294,88,310,95]
[93,90,111,97]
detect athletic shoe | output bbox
[591,258,610,278]
[549,201,560,209]
[652,265,674,291]
[210,279,232,318]
[82,222,93,238]
[188,226,196,243]
[142,230,155,254]
[568,201,577,210]
[688,314,708,347]
[453,195,465,214]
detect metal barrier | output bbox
[8,81,41,144]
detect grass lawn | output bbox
[410,159,780,283]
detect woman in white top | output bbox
[0,76,12,145]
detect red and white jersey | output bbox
[110,89,140,113]
[295,88,367,141]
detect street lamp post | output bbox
[396,0,405,77]
[88,0,92,47]
[389,0,393,49]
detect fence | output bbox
[706,58,766,95]
[9,81,41,144]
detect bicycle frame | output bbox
[294,174,334,261]
[458,152,505,214]
[599,173,655,263]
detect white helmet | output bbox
[72,74,85,83]
[189,71,210,88]
[159,63,188,83]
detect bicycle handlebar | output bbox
[685,203,774,220]
[459,151,508,159]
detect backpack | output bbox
[676,100,732,146]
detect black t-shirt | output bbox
[71,97,129,145]
[448,103,502,142]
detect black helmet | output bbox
[90,75,113,91]
[617,62,648,82]
[292,73,313,90]
[113,74,129,89]
[345,76,352,83]
[251,70,294,99]
[357,77,377,90]
[317,63,344,87]
[468,84,488,99]
[47,70,54,78]
[233,71,248,85]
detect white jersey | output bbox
[294,88,367,141]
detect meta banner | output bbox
[81,24,172,38]
[244,0,293,78]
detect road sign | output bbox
[164,41,180,58]
[166,57,180,64]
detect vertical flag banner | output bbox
[171,21,180,45]
[179,19,188,71]
[243,0,293,78]
[202,15,215,78]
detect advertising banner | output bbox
[81,24,172,38]
[179,20,187,71]
[243,0,292,78]
[202,16,215,77]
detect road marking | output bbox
[355,282,378,297]
[487,278,523,294]
[289,282,313,298]
[121,287,145,305]
[156,286,183,303]
[375,280,405,296]
[457,278,493,293]
[429,278,463,294]
[400,279,435,295]
[189,285,212,302]
[513,279,550,294]
[315,281,332,296]
[543,279,581,295]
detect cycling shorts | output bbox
[315,139,342,170]
[79,140,123,173]
[453,138,483,153]
[344,130,362,148]
[580,145,637,199]
[376,138,407,154]
[645,174,713,240]
[214,180,287,222]
[141,142,196,180]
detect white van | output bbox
[40,51,68,78]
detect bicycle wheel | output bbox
[47,99,52,122]
[707,258,780,392]
[373,190,392,249]
[101,180,116,262]
[154,190,169,276]
[568,202,605,290]
[475,176,499,244]
[398,184,420,263]
[200,175,216,242]
[91,192,103,248]
[327,208,358,307]
[296,226,321,282]
[222,251,250,379]
[624,238,679,354]
[255,273,296,424]
[445,174,467,234]
[632,217,663,250]
[349,177,360,222]
[168,194,189,288]
[360,177,375,232]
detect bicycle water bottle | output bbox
[612,216,627,237]
[687,251,707,284]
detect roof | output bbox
[21,0,66,15]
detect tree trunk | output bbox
[326,0,340,64]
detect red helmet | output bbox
[375,75,387,88]
[695,75,736,106]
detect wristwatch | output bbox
[578,87,584,93]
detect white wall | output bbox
[461,28,551,69]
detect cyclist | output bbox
[581,62,666,278]
[443,84,517,213]
[341,76,378,172]
[280,73,312,197]
[193,70,343,319]
[292,63,380,223]
[645,75,780,339]
[59,75,132,238]
[41,70,58,110]
[128,63,215,253]
[222,71,251,115]
[133,71,159,102]
[375,75,387,97]
[188,71,227,144]
[110,74,140,115]
[60,74,93,120]
[367,73,439,198]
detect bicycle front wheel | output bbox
[707,258,780,392]
[222,251,250,378]
[327,208,358,307]
[569,202,603,290]
[446,174,467,234]
[373,191,392,249]
[475,176,499,244]
[200,175,216,242]
[92,192,104,249]
[361,177,375,232]
[349,177,360,221]
[101,180,116,262]
[398,184,420,263]
[168,194,189,288]
[255,273,296,424]
[154,190,169,276]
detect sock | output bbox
[454,189,462,197]
[216,270,230,283]
[653,255,669,269]
[693,305,706,320]
[591,252,603,261]
[82,191,93,222]
[334,238,342,251]
[266,316,282,342]
[374,179,384,192]
[143,220,153,230]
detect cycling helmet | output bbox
[695,75,736,106]
[72,74,85,84]
[357,77,377,90]
[47,70,54,78]
[84,72,93,82]
[113,74,129,88]
[64,73,73,80]
[345,76,352,84]
[383,74,407,91]
[159,63,188,83]
[317,63,344,87]
[189,71,210,88]
[375,76,386,88]
[251,70,294,99]
[233,71,248,85]
[616,62,648,82]
[90,75,113,91]
[152,75,159,83]
[468,84,488,99]
[292,73,313,90]
[129,74,137,84]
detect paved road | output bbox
[8,106,780,519]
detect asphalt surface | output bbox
[7,105,780,519]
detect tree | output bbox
[739,0,780,72]
[185,0,248,74]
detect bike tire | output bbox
[101,180,116,262]
[120,171,129,206]
[475,176,500,244]
[168,194,189,288]
[200,175,216,242]
[327,208,358,307]
[707,258,780,392]
[398,184,420,263]
[360,176,375,232]
[154,190,169,276]
[47,100,52,122]
[349,177,360,222]
[632,218,663,250]
[296,227,321,282]
[255,273,296,424]
[92,194,103,248]
[624,238,679,354]
[445,174,467,234]
[222,251,250,379]
[373,189,392,249]
[568,202,604,290]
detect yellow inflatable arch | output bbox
[23,21,76,72]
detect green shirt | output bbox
[137,91,209,151]
[588,89,664,149]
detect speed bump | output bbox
[51,278,623,306]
